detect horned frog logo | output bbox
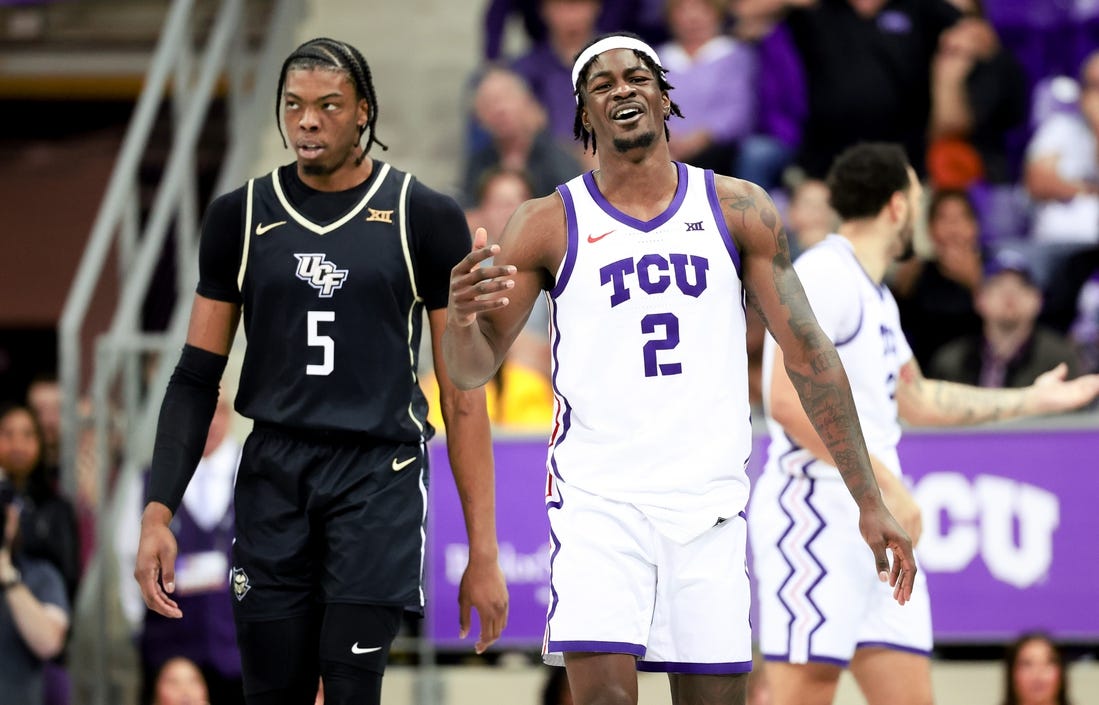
[231,567,252,602]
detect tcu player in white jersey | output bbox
[752,143,1099,705]
[444,34,916,705]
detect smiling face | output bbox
[580,48,670,156]
[282,67,369,184]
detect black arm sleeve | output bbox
[196,188,247,304]
[144,344,228,514]
[408,180,473,311]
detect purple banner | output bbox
[426,428,1099,647]
[426,439,553,648]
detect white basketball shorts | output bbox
[749,469,932,666]
[542,477,753,674]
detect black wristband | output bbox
[145,344,228,514]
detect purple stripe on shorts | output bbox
[551,184,579,298]
[775,476,829,658]
[582,161,688,232]
[802,479,829,652]
[704,168,742,276]
[637,659,753,674]
[763,652,850,668]
[774,474,799,650]
[547,640,646,657]
[544,522,563,626]
[856,641,932,658]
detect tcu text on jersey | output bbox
[599,253,710,307]
[294,253,349,297]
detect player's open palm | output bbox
[457,555,508,655]
[858,501,917,606]
[1031,363,1099,414]
[134,511,183,619]
[448,227,516,328]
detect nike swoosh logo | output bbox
[255,220,287,235]
[587,230,614,243]
[392,456,416,472]
[351,643,382,655]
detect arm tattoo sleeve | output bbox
[727,184,878,503]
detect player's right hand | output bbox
[858,501,916,606]
[134,502,183,619]
[447,227,516,328]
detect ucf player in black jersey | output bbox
[134,37,508,705]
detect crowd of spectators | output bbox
[461,0,1099,421]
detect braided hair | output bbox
[275,37,388,163]
[571,32,683,154]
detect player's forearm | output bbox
[442,321,504,390]
[441,389,500,560]
[901,376,1030,426]
[784,350,881,506]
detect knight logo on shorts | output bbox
[294,253,349,297]
[231,567,252,602]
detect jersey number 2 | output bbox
[641,313,682,377]
[307,311,335,376]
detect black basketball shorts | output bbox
[229,424,427,622]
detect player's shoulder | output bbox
[404,174,463,216]
[793,236,849,280]
[710,173,766,200]
[510,191,565,233]
[209,181,249,210]
[497,192,566,269]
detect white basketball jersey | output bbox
[547,162,752,543]
[762,234,913,479]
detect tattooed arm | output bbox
[897,358,1099,426]
[719,176,915,601]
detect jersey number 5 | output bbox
[641,312,682,377]
[307,311,335,376]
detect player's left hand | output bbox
[458,553,509,654]
[1029,363,1099,414]
[858,500,917,606]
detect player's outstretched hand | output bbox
[458,553,509,654]
[134,502,183,619]
[1030,363,1099,414]
[448,227,516,328]
[858,501,916,606]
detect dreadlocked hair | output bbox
[275,37,388,163]
[571,32,683,154]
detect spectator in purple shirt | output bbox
[511,0,603,157]
[657,0,757,173]
[483,0,670,61]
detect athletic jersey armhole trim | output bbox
[550,186,578,298]
[833,297,863,347]
[396,173,420,303]
[398,172,427,437]
[704,169,742,276]
[236,177,255,294]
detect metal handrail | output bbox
[55,1,305,702]
[57,0,197,497]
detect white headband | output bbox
[571,36,663,104]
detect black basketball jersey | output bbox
[233,163,432,440]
